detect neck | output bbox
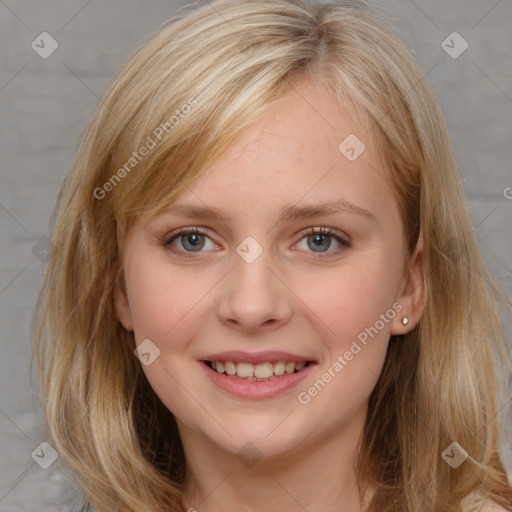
[178,407,373,512]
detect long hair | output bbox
[31,1,512,510]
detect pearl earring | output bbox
[401,317,409,326]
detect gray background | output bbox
[1,0,511,510]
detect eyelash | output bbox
[161,226,351,260]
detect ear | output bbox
[390,235,426,335]
[113,277,134,332]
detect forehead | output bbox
[162,83,394,224]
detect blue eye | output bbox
[177,232,205,251]
[162,226,350,259]
[164,228,217,257]
[297,227,350,255]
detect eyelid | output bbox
[163,227,221,256]
[293,226,351,255]
[157,227,217,259]
[162,226,216,245]
[161,225,349,242]
[300,226,351,243]
[160,225,351,258]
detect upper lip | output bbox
[201,350,316,364]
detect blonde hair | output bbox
[32,0,512,510]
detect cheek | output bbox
[301,257,401,349]
[293,262,398,422]
[124,258,208,416]
[125,255,208,343]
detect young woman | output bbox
[32,1,512,510]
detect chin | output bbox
[206,418,308,460]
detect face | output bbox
[115,82,424,460]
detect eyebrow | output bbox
[162,199,374,223]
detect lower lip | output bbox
[200,361,316,399]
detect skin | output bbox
[114,81,427,512]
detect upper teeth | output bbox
[211,360,306,379]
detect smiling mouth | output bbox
[203,360,313,381]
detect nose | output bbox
[216,247,293,334]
